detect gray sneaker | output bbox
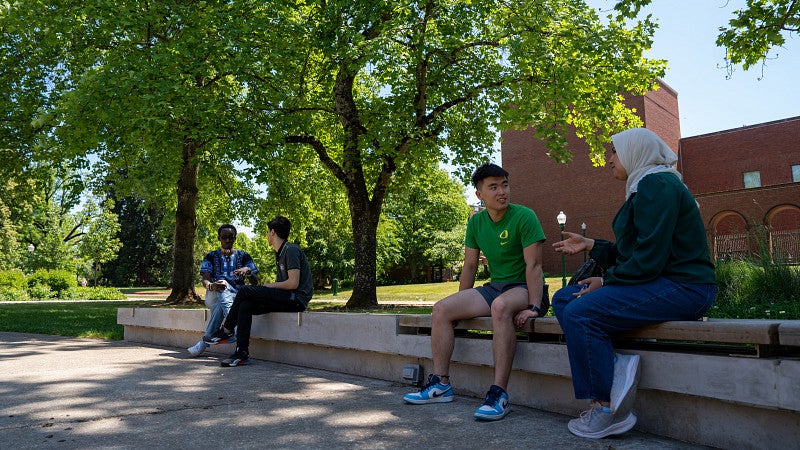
[187,340,207,357]
[610,353,641,415]
[568,402,637,439]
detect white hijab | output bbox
[611,128,682,200]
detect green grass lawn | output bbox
[0,278,568,340]
[0,301,158,340]
[315,277,566,302]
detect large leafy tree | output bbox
[2,0,266,303]
[243,0,664,306]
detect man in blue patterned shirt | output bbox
[187,224,259,356]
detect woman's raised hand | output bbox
[552,231,590,255]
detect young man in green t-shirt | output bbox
[403,163,547,421]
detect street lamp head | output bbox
[581,222,586,230]
[557,211,566,226]
[27,244,35,253]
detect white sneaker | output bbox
[610,353,641,415]
[187,340,208,357]
[568,402,637,439]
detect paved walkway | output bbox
[0,332,708,449]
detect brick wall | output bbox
[680,117,800,194]
[502,82,680,276]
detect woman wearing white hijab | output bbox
[551,128,717,439]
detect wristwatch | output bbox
[528,304,541,315]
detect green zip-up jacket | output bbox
[590,172,716,286]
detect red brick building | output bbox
[683,118,800,262]
[502,83,800,277]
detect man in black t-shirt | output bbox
[205,216,313,367]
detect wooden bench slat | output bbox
[398,315,784,345]
[779,322,800,346]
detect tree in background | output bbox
[20,165,87,272]
[105,196,172,287]
[0,197,20,270]
[426,222,469,282]
[614,0,799,77]
[246,154,355,289]
[76,200,122,286]
[383,167,470,283]
[1,1,270,303]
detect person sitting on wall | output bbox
[402,163,547,421]
[551,127,717,439]
[187,224,259,357]
[205,216,313,367]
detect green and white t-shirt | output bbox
[465,203,545,283]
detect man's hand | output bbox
[514,308,539,328]
[232,267,251,279]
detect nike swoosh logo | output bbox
[500,242,508,246]
[432,390,447,397]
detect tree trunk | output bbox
[166,138,202,305]
[345,195,380,309]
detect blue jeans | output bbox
[202,287,237,344]
[552,277,716,402]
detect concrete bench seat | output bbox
[397,314,791,357]
[119,308,800,449]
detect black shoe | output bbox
[203,328,234,345]
[221,348,251,367]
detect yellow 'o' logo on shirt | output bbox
[499,230,509,239]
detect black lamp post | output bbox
[557,211,567,287]
[581,222,587,262]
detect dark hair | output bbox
[218,224,237,236]
[471,163,508,188]
[267,216,291,240]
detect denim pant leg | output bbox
[552,277,716,402]
[202,289,237,343]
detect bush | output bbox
[712,258,800,319]
[0,287,30,301]
[28,283,56,300]
[63,286,126,300]
[28,269,77,298]
[0,269,27,289]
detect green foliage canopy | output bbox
[240,0,664,306]
[2,0,666,307]
[614,0,800,76]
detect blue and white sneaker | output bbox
[403,374,454,404]
[474,385,510,421]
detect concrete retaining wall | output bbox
[118,308,800,449]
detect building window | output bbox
[793,165,800,183]
[743,171,761,188]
